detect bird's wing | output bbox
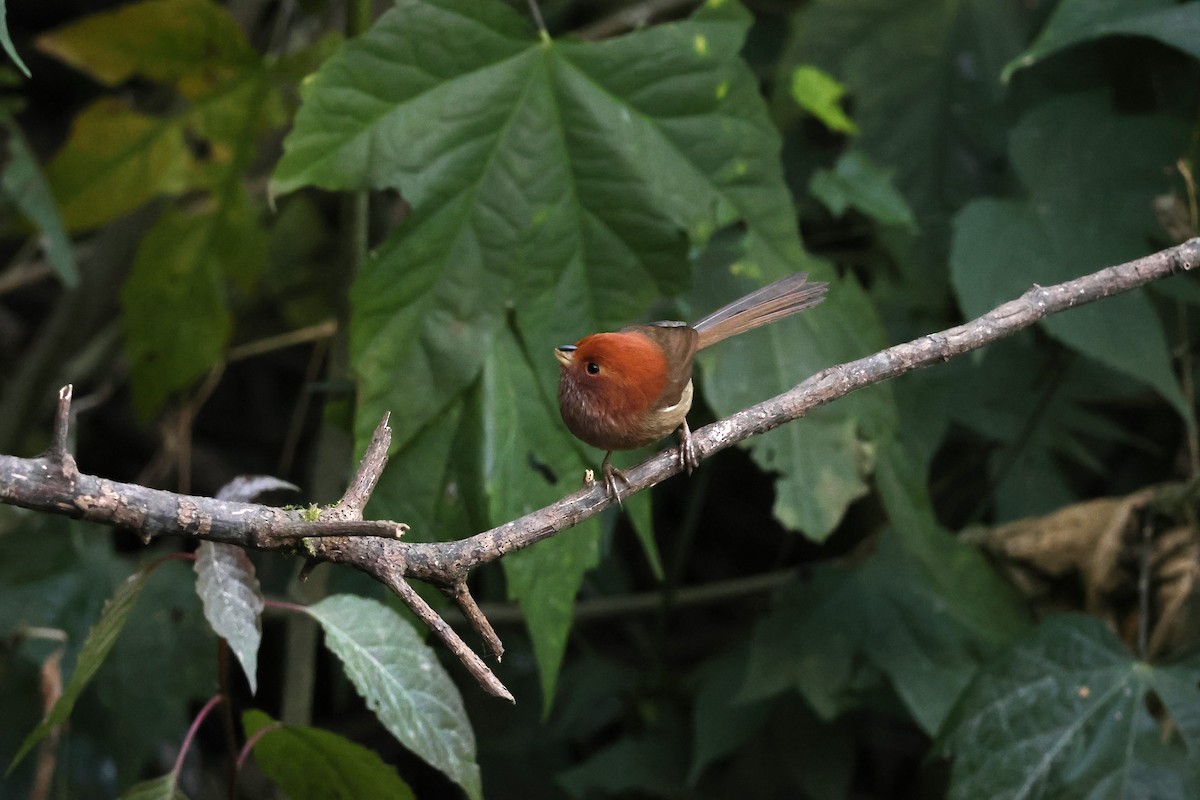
[623,321,699,408]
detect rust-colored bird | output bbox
[555,272,827,500]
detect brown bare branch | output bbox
[0,238,1196,699]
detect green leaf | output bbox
[119,774,189,800]
[789,65,858,134]
[742,526,1027,733]
[39,4,275,234]
[693,272,891,540]
[273,0,821,458]
[276,0,840,692]
[557,729,689,798]
[0,0,28,77]
[502,531,600,710]
[304,595,480,800]
[93,561,214,786]
[0,116,78,285]
[481,326,601,708]
[34,0,255,89]
[951,93,1192,427]
[689,646,771,785]
[121,191,266,418]
[621,490,664,581]
[912,331,1145,520]
[243,709,416,800]
[44,99,195,232]
[787,0,1031,273]
[0,520,213,787]
[940,615,1200,799]
[8,565,153,772]
[194,542,263,694]
[1003,0,1200,82]
[809,150,916,229]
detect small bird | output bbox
[555,272,828,500]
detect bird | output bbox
[555,272,828,501]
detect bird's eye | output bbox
[586,362,600,375]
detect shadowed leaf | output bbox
[194,542,263,694]
[244,709,416,800]
[305,595,480,800]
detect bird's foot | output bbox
[600,454,631,505]
[678,420,700,475]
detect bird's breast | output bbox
[558,376,694,452]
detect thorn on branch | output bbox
[389,575,514,702]
[46,385,79,478]
[299,557,321,582]
[333,412,392,517]
[444,582,504,661]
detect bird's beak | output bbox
[555,344,576,368]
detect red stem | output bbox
[235,721,282,773]
[265,599,307,615]
[172,694,224,780]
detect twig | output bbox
[226,320,337,363]
[575,0,700,40]
[0,239,1195,699]
[46,384,74,470]
[447,567,797,625]
[331,412,391,517]
[0,256,53,297]
[29,646,64,800]
[387,576,514,702]
[444,582,504,660]
[525,0,549,41]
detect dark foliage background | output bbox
[0,0,1198,798]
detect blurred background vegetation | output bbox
[1,0,1199,797]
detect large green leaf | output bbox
[692,271,891,539]
[0,116,78,286]
[8,564,154,771]
[940,615,1200,799]
[951,93,1192,426]
[741,522,1028,733]
[911,329,1145,520]
[194,541,263,694]
[1004,0,1200,81]
[273,0,824,450]
[484,326,602,707]
[689,645,771,785]
[243,709,416,800]
[305,595,480,800]
[557,729,689,798]
[274,0,850,695]
[785,0,1031,275]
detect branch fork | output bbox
[0,238,1196,702]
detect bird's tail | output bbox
[692,272,827,350]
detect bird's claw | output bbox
[600,456,630,506]
[678,421,700,475]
